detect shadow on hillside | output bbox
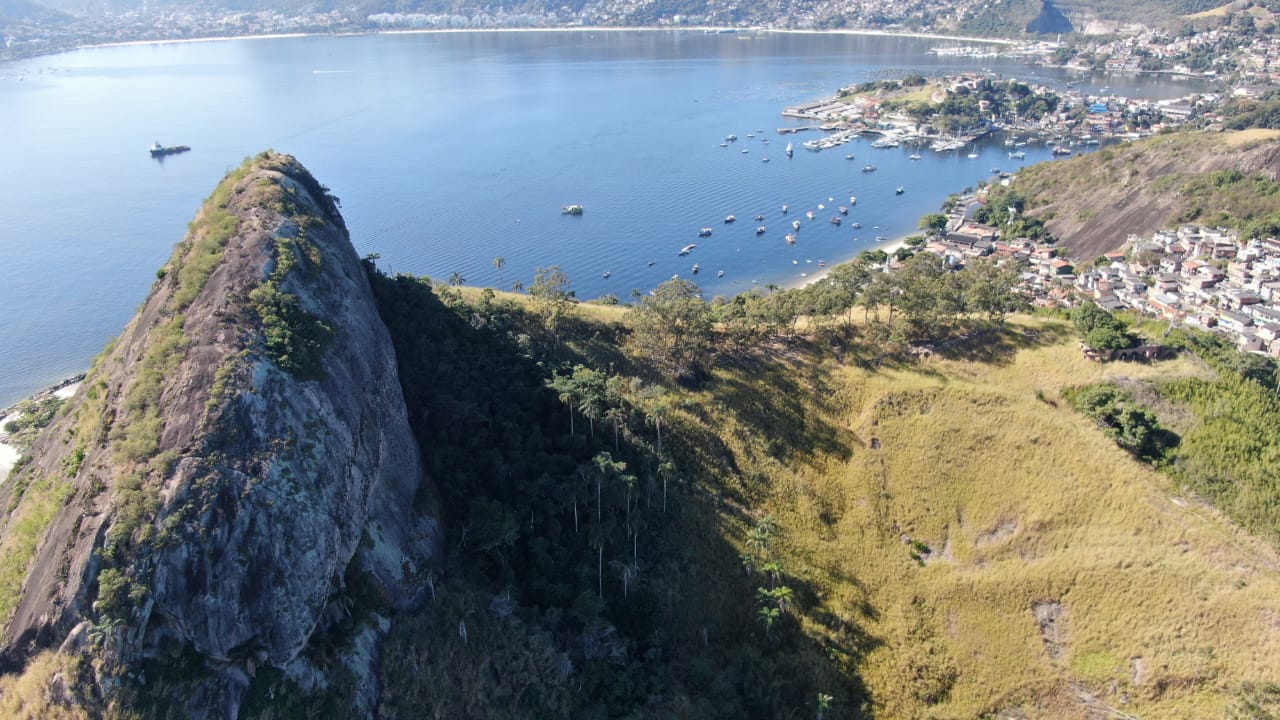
[368,272,878,719]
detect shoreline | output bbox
[0,375,84,482]
[17,24,1016,62]
[782,235,908,291]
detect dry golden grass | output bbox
[697,314,1280,718]
[1224,128,1280,148]
[1184,2,1236,19]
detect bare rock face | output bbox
[0,151,441,715]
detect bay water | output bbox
[0,30,1204,405]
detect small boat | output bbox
[846,154,855,160]
[852,222,861,228]
[805,210,815,220]
[990,167,1001,174]
[875,235,887,241]
[909,154,922,160]
[698,228,713,237]
[762,157,770,162]
[838,206,848,214]
[717,270,725,278]
[648,260,656,266]
[602,271,611,279]
[849,196,857,206]
[754,214,765,221]
[741,149,749,154]
[720,142,729,147]
[792,220,801,230]
[862,165,876,172]
[818,260,826,267]
[817,203,825,210]
[725,215,736,223]
[785,142,794,157]
[726,134,737,141]
[967,150,979,159]
[679,244,698,255]
[747,133,755,138]
[1052,146,1073,156]
[561,204,584,215]
[785,234,797,245]
[895,186,905,195]
[692,263,700,274]
[756,226,766,235]
[830,217,841,226]
[1008,150,1025,159]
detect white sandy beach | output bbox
[72,24,1016,57]
[783,234,908,290]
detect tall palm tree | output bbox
[447,271,464,286]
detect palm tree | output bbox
[605,406,628,453]
[493,256,505,289]
[657,461,674,513]
[817,693,833,720]
[447,271,465,286]
[757,606,780,636]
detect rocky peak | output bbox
[0,151,440,716]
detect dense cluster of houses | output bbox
[1079,227,1280,358]
[918,204,1280,358]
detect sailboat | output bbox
[966,144,979,159]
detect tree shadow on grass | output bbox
[370,272,879,719]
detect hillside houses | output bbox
[1080,225,1280,358]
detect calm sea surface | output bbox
[0,30,1206,406]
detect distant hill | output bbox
[1010,130,1280,259]
[0,0,67,25]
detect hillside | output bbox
[0,151,440,717]
[1009,130,1280,259]
[3,155,1280,718]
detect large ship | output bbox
[149,141,191,157]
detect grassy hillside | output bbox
[1008,130,1280,259]
[352,273,1280,719]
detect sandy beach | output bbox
[68,24,1017,58]
[783,234,908,290]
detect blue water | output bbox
[0,30,1205,406]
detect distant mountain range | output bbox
[2,0,1242,36]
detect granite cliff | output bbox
[0,151,441,717]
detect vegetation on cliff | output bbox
[998,130,1280,258]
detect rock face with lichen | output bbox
[0,151,441,716]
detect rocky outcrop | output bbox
[1025,0,1073,34]
[0,151,441,716]
[1018,133,1280,259]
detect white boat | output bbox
[602,271,611,279]
[895,186,905,195]
[838,206,848,214]
[862,165,876,172]
[805,210,815,220]
[781,204,789,214]
[1008,150,1025,159]
[698,228,713,237]
[785,234,797,245]
[909,154,922,160]
[762,157,770,162]
[717,270,725,278]
[792,220,802,230]
[756,226,766,234]
[725,215,736,223]
[679,244,697,255]
[692,263,700,274]
[785,142,793,157]
[849,196,857,206]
